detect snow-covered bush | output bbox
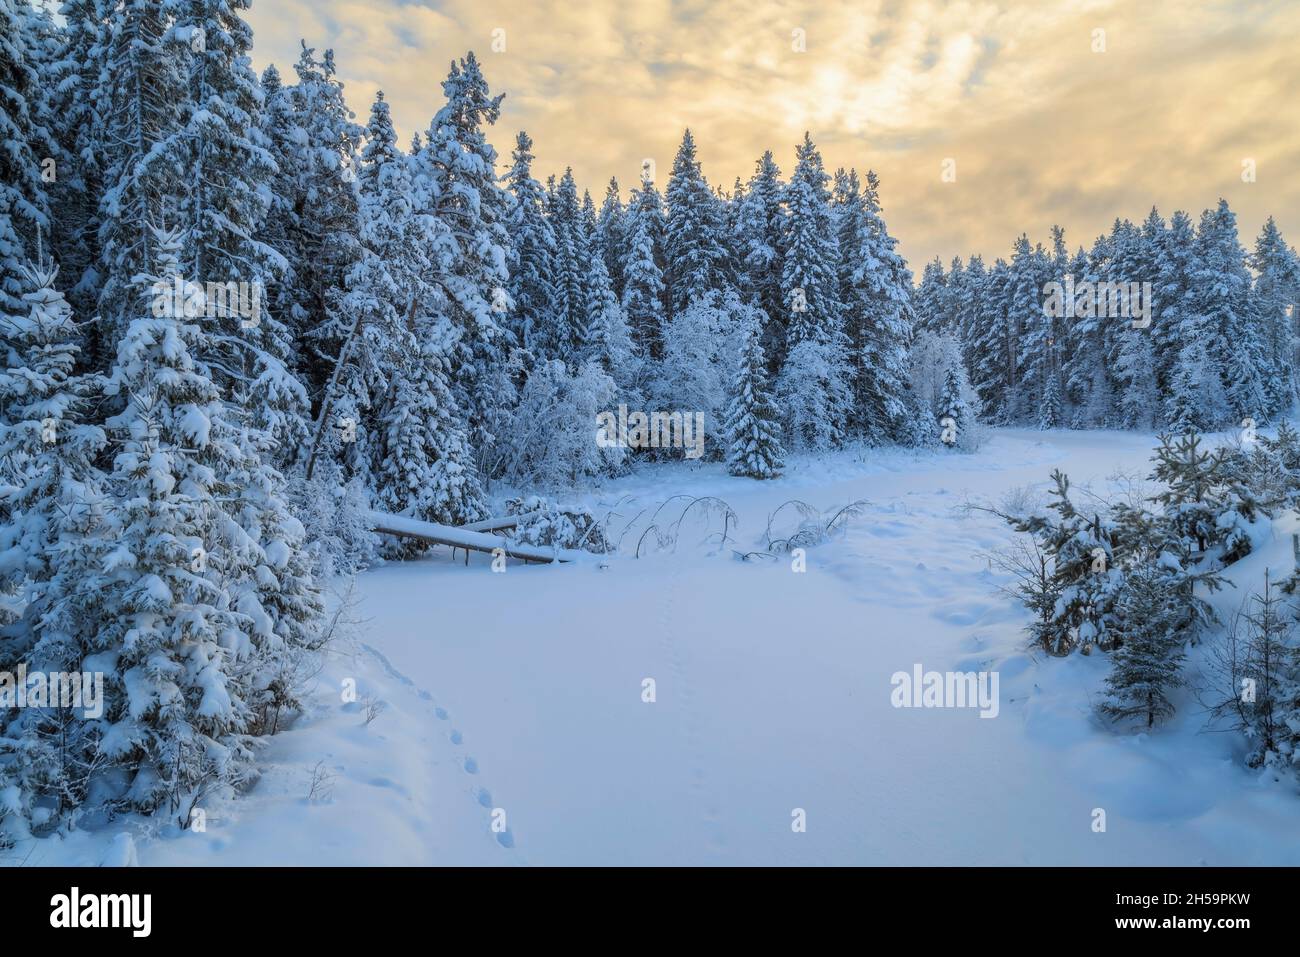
[288,467,378,578]
[649,289,745,460]
[500,360,626,488]
[505,496,611,553]
[908,331,984,451]
[776,337,853,452]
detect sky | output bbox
[245,0,1300,270]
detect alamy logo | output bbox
[0,665,103,718]
[1042,275,1153,328]
[890,664,1000,718]
[151,276,262,328]
[595,404,705,460]
[50,887,151,937]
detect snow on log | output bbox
[458,510,544,533]
[365,510,580,563]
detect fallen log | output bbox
[458,510,544,533]
[365,510,579,564]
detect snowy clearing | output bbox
[14,426,1300,867]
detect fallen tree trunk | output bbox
[365,510,579,564]
[458,510,544,534]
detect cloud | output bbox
[247,0,1300,267]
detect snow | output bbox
[13,426,1300,866]
[363,510,585,563]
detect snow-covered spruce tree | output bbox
[776,133,851,451]
[733,151,786,369]
[1194,201,1263,427]
[1100,563,1187,728]
[583,250,639,389]
[44,0,109,327]
[1007,234,1051,424]
[1104,217,1158,430]
[546,169,589,357]
[912,258,947,337]
[271,44,365,426]
[350,92,485,547]
[725,314,784,479]
[621,174,667,360]
[0,0,55,327]
[907,331,982,452]
[415,52,515,474]
[174,0,311,466]
[300,89,399,487]
[1005,470,1124,655]
[780,133,843,351]
[94,0,190,365]
[1249,217,1300,416]
[834,168,913,444]
[1150,210,1198,426]
[505,131,558,362]
[375,322,486,550]
[938,366,973,451]
[0,261,108,838]
[46,226,321,822]
[1205,572,1300,773]
[0,258,106,629]
[1148,430,1261,565]
[665,129,731,314]
[594,177,625,300]
[967,257,1012,419]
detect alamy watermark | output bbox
[0,665,104,719]
[1042,275,1153,328]
[595,404,705,459]
[890,664,1000,718]
[151,276,262,328]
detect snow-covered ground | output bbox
[12,427,1300,866]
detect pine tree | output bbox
[1206,573,1299,771]
[94,0,190,362]
[0,0,55,327]
[621,175,666,359]
[89,226,318,818]
[0,258,107,683]
[1249,217,1300,417]
[1005,470,1123,655]
[835,168,913,443]
[733,151,785,368]
[44,0,108,326]
[1195,201,1261,426]
[781,133,843,349]
[594,177,625,299]
[913,258,947,336]
[1008,235,1050,423]
[939,365,973,448]
[415,52,515,475]
[665,129,730,313]
[1149,431,1259,564]
[776,134,850,450]
[1101,563,1187,728]
[582,250,637,386]
[967,257,1011,418]
[505,131,558,361]
[272,44,365,432]
[725,315,784,479]
[176,0,310,462]
[547,168,588,356]
[1153,210,1199,426]
[374,322,486,541]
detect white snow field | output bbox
[14,427,1300,867]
